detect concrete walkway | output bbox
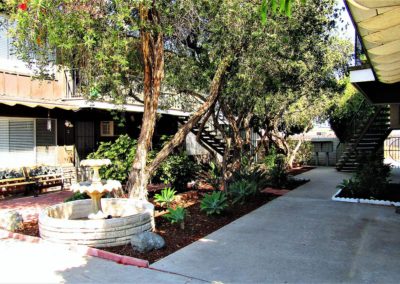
[1,167,400,283]
[152,167,400,283]
[0,237,203,283]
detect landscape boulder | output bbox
[130,231,165,253]
[0,211,23,232]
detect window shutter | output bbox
[9,120,34,152]
[0,118,35,168]
[36,119,56,146]
[0,118,9,152]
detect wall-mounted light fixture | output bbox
[65,120,74,128]
[47,110,52,131]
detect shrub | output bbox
[197,161,222,190]
[336,178,361,197]
[87,135,137,183]
[154,187,176,208]
[287,140,313,165]
[231,164,268,190]
[337,153,391,199]
[354,153,391,199]
[163,206,186,229]
[263,146,277,169]
[88,135,199,192]
[228,179,258,205]
[200,191,228,215]
[64,191,89,202]
[154,153,200,192]
[268,154,288,188]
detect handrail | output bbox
[336,105,385,169]
[335,97,378,164]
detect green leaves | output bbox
[261,0,268,25]
[228,179,258,205]
[163,206,186,227]
[260,0,306,25]
[154,187,177,208]
[87,135,137,183]
[200,191,228,215]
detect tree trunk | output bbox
[287,139,303,169]
[146,56,233,179]
[127,3,164,199]
[287,125,310,169]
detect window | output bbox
[0,117,57,168]
[36,119,56,146]
[0,117,35,167]
[100,121,114,137]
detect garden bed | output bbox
[288,166,315,176]
[332,183,400,206]
[16,191,277,264]
[14,166,312,264]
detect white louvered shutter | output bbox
[9,119,35,167]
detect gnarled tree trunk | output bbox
[146,56,233,178]
[127,3,164,199]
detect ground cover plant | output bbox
[200,191,228,215]
[336,153,398,201]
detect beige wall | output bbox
[0,69,65,100]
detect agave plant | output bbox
[228,179,258,205]
[163,206,186,229]
[154,187,176,208]
[200,191,228,216]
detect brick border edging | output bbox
[0,229,149,268]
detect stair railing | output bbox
[336,102,384,169]
[336,99,368,166]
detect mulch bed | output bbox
[103,192,277,263]
[336,183,400,202]
[288,166,315,176]
[15,191,277,264]
[14,166,313,264]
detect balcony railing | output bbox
[64,69,203,112]
[65,69,85,99]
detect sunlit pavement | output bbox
[152,167,400,283]
[2,167,400,283]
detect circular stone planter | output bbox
[39,198,154,248]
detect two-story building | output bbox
[335,1,400,171]
[0,19,192,172]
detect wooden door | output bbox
[75,121,95,160]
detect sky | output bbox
[336,0,355,42]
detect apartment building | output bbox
[0,20,189,169]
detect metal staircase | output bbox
[336,102,391,172]
[178,116,227,156]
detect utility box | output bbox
[311,138,338,166]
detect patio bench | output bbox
[27,166,70,196]
[0,168,35,196]
[0,166,70,197]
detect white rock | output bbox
[0,211,23,232]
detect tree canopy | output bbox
[3,0,351,194]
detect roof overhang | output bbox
[353,80,400,104]
[0,98,79,111]
[346,0,400,84]
[0,98,191,117]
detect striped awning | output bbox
[346,0,400,84]
[0,99,80,111]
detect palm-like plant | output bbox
[154,187,176,208]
